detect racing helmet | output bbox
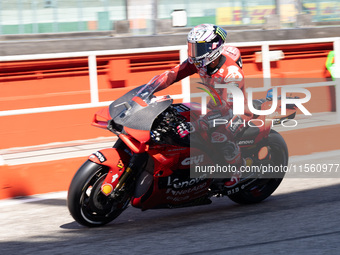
[187,24,227,68]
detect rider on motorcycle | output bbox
[147,24,253,188]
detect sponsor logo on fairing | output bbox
[94,151,106,163]
[166,173,207,189]
[226,187,240,195]
[238,140,255,145]
[181,155,204,165]
[166,182,208,197]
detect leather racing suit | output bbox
[149,45,252,171]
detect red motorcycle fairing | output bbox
[131,170,212,210]
[237,115,272,148]
[130,146,214,210]
[89,148,131,195]
[92,107,112,130]
[236,98,297,148]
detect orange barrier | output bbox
[281,124,340,156]
[0,157,85,199]
[1,123,339,200]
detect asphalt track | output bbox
[1,152,340,255]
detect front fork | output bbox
[102,152,148,198]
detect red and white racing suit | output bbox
[149,45,252,170]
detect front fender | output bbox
[89,148,131,194]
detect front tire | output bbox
[227,130,288,204]
[67,160,130,227]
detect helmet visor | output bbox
[188,42,219,59]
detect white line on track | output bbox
[0,191,67,207]
[289,149,340,163]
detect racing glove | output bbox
[176,122,195,138]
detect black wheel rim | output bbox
[79,170,126,225]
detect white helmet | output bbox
[187,24,227,68]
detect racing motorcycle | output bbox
[67,80,296,227]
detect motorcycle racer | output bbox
[147,24,253,188]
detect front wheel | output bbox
[227,130,288,204]
[67,160,130,227]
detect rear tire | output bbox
[227,130,288,204]
[67,160,130,227]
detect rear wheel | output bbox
[67,160,130,227]
[227,130,288,204]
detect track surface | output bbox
[1,152,340,255]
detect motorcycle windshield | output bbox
[109,80,172,132]
[133,79,161,104]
